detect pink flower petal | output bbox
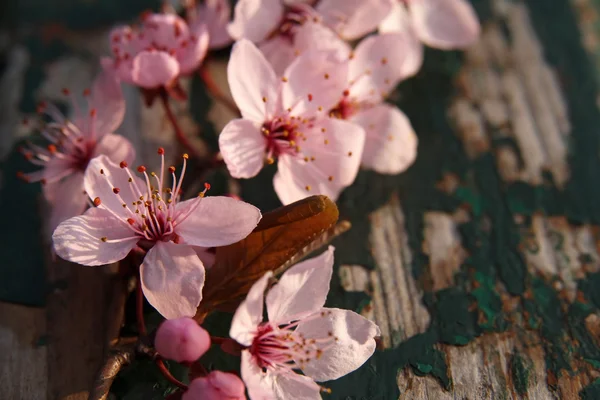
[207,371,247,398]
[349,33,423,102]
[52,207,138,266]
[317,0,393,40]
[351,104,418,174]
[296,308,380,381]
[219,118,267,178]
[42,155,77,185]
[260,21,351,76]
[294,20,352,62]
[84,155,146,219]
[228,39,279,121]
[272,372,321,400]
[378,0,411,34]
[241,350,277,399]
[155,317,211,362]
[196,0,233,49]
[266,246,334,324]
[140,241,206,319]
[178,23,210,75]
[175,196,261,247]
[273,118,365,205]
[90,69,126,136]
[107,26,140,84]
[410,0,481,49]
[281,49,348,117]
[227,0,284,43]
[230,272,272,346]
[131,50,180,89]
[94,133,136,167]
[259,36,297,76]
[44,172,88,236]
[184,371,246,400]
[143,14,191,50]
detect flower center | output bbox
[329,96,357,120]
[249,311,338,373]
[95,149,209,246]
[18,89,100,184]
[269,4,318,43]
[261,118,303,163]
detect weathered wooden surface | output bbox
[2,0,600,398]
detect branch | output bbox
[160,90,200,158]
[156,358,188,390]
[89,342,136,400]
[198,63,241,117]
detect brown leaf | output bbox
[196,195,339,319]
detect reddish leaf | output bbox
[196,195,339,319]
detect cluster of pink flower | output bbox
[155,247,379,399]
[19,0,479,398]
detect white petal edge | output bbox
[266,246,335,324]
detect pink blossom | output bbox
[230,246,380,399]
[52,151,262,319]
[219,40,365,205]
[189,0,233,50]
[103,13,209,89]
[329,34,419,175]
[315,0,394,40]
[184,371,246,400]
[155,317,211,362]
[379,0,480,50]
[19,70,134,235]
[227,0,349,74]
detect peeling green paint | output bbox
[510,353,531,396]
[581,378,600,399]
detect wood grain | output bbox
[0,303,47,400]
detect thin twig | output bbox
[156,358,189,390]
[160,90,200,158]
[198,63,240,117]
[89,342,136,400]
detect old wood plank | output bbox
[0,303,47,400]
[46,260,116,400]
[357,0,600,398]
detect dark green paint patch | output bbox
[415,362,433,374]
[528,278,573,374]
[429,288,479,345]
[581,378,600,400]
[471,272,505,331]
[567,301,600,369]
[579,272,600,309]
[510,353,531,396]
[0,142,47,305]
[523,0,600,224]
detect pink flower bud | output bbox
[155,318,211,362]
[183,372,246,400]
